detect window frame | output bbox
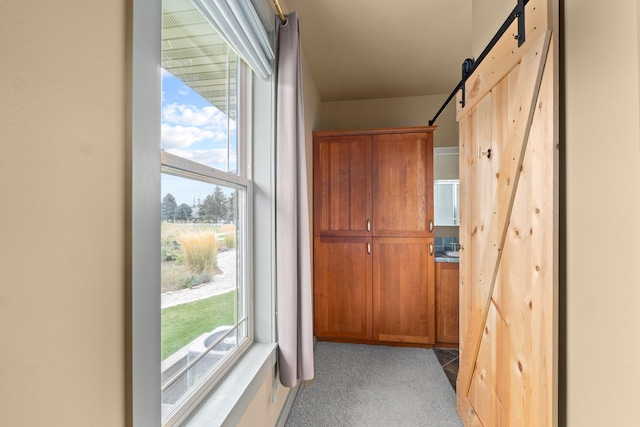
[129,0,277,425]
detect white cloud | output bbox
[161,124,217,149]
[162,103,236,130]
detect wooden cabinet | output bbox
[313,134,371,237]
[313,237,372,340]
[313,127,436,346]
[373,238,435,344]
[435,262,459,345]
[372,132,434,237]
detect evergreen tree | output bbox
[161,193,177,221]
[227,190,237,223]
[200,186,228,223]
[176,203,193,221]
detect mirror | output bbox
[434,179,459,226]
[434,147,459,227]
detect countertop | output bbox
[434,251,459,263]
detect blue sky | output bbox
[161,68,237,207]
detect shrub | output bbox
[179,231,218,274]
[161,223,186,262]
[161,235,182,262]
[184,272,213,288]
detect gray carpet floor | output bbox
[285,342,464,427]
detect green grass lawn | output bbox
[162,291,236,360]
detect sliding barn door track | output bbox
[429,0,528,125]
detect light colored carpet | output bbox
[285,342,464,427]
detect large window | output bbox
[160,0,252,423]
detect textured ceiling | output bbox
[283,0,473,102]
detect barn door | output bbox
[456,0,558,425]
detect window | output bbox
[159,0,252,423]
[131,0,276,423]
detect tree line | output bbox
[161,187,237,223]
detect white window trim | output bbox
[129,0,278,425]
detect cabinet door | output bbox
[436,262,459,344]
[314,135,372,237]
[313,237,373,340]
[373,237,435,344]
[372,132,433,237]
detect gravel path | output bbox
[161,249,237,309]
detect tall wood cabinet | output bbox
[313,127,436,345]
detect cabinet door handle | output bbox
[367,219,371,232]
[429,242,434,256]
[367,242,371,254]
[429,219,434,233]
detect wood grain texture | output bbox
[372,132,434,237]
[313,127,436,347]
[372,237,435,344]
[458,29,551,399]
[313,135,372,237]
[313,237,373,340]
[436,262,460,344]
[457,0,557,425]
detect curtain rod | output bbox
[273,0,287,25]
[428,0,528,126]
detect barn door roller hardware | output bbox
[428,0,529,126]
[459,58,475,109]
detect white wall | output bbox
[0,2,126,426]
[564,1,640,425]
[237,371,291,427]
[472,0,514,58]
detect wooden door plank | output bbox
[458,30,551,398]
[458,93,493,352]
[492,57,553,423]
[458,93,495,399]
[501,38,555,427]
[487,68,514,427]
[468,302,496,423]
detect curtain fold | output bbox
[190,0,274,78]
[275,11,314,388]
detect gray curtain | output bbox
[275,11,314,388]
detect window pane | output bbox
[161,0,238,173]
[160,173,247,419]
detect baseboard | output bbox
[275,381,299,427]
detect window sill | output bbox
[180,342,278,426]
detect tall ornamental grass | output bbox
[178,231,218,274]
[220,224,237,249]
